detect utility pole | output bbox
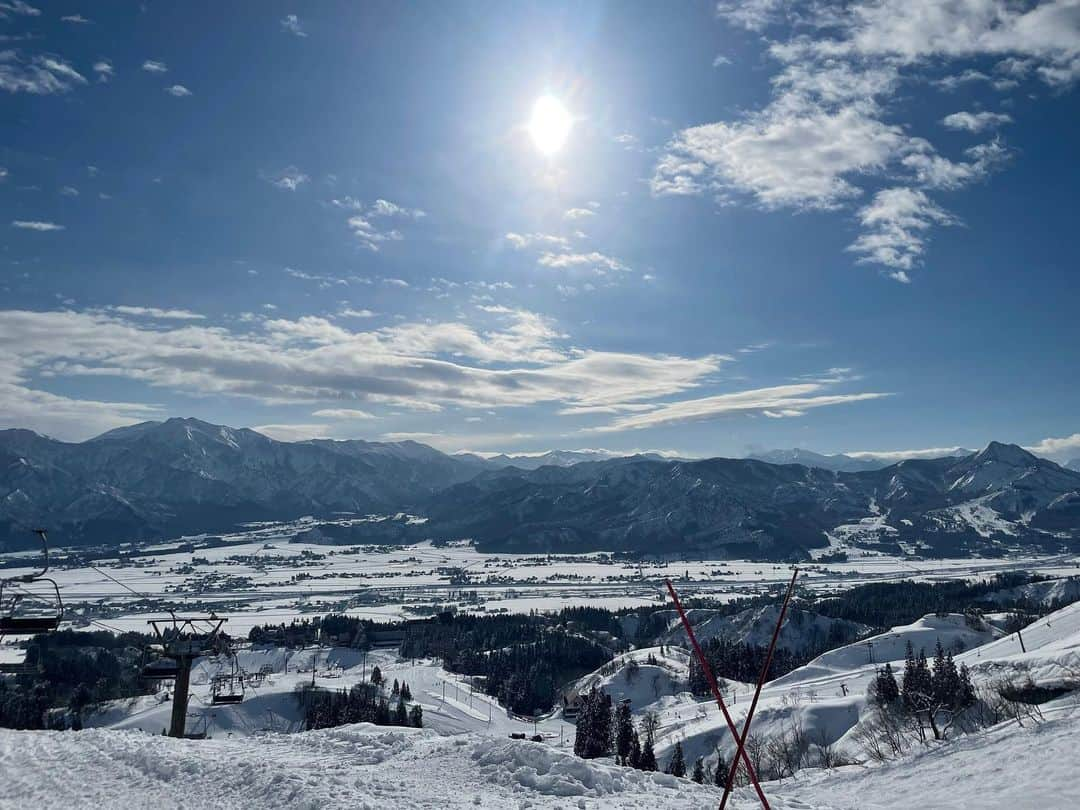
[1016,627,1027,653]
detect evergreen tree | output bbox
[401,683,412,701]
[391,679,400,697]
[714,753,729,788]
[957,663,976,709]
[394,697,408,726]
[666,741,686,777]
[639,730,658,771]
[615,700,635,765]
[371,665,383,687]
[409,703,423,728]
[628,730,642,769]
[692,757,706,783]
[873,663,900,705]
[574,686,614,759]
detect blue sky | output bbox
[2,1,1079,462]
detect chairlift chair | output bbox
[140,654,181,680]
[0,529,63,637]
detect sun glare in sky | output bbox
[527,95,572,155]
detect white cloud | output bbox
[0,167,7,181]
[675,0,1076,279]
[0,307,726,439]
[0,52,87,94]
[109,306,205,320]
[285,267,348,287]
[505,232,570,250]
[92,60,113,82]
[338,198,424,250]
[653,101,911,210]
[264,166,308,191]
[847,187,957,276]
[942,111,1013,132]
[253,423,331,442]
[713,54,733,67]
[564,207,595,220]
[141,60,167,73]
[846,446,972,461]
[11,220,64,231]
[281,14,306,37]
[59,185,79,197]
[0,2,40,18]
[588,382,890,433]
[339,308,376,318]
[1024,433,1080,461]
[371,198,425,219]
[60,14,90,24]
[538,251,630,274]
[311,408,375,420]
[715,0,787,31]
[165,84,192,97]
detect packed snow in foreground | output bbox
[1,705,1078,809]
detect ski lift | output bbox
[0,530,63,637]
[140,651,181,680]
[210,652,245,705]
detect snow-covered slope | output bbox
[4,704,1079,809]
[658,605,872,653]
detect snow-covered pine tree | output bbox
[692,756,705,783]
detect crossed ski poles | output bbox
[664,567,799,810]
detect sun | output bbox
[528,95,572,155]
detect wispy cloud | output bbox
[847,187,957,281]
[60,13,90,24]
[0,52,87,94]
[504,232,570,250]
[538,251,630,274]
[92,60,113,82]
[564,207,595,220]
[141,60,167,73]
[11,220,64,231]
[165,84,192,97]
[334,197,425,251]
[0,307,726,439]
[0,2,40,18]
[109,305,205,320]
[311,408,375,420]
[942,111,1013,133]
[263,166,309,191]
[281,14,306,37]
[588,382,890,433]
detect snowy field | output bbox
[3,516,1078,639]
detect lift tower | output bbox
[147,616,227,738]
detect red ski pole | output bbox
[719,568,800,810]
[665,578,770,809]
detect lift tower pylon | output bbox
[146,616,227,738]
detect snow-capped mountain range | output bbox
[2,418,1079,557]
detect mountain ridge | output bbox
[2,418,1079,557]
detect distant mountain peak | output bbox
[973,441,1038,466]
